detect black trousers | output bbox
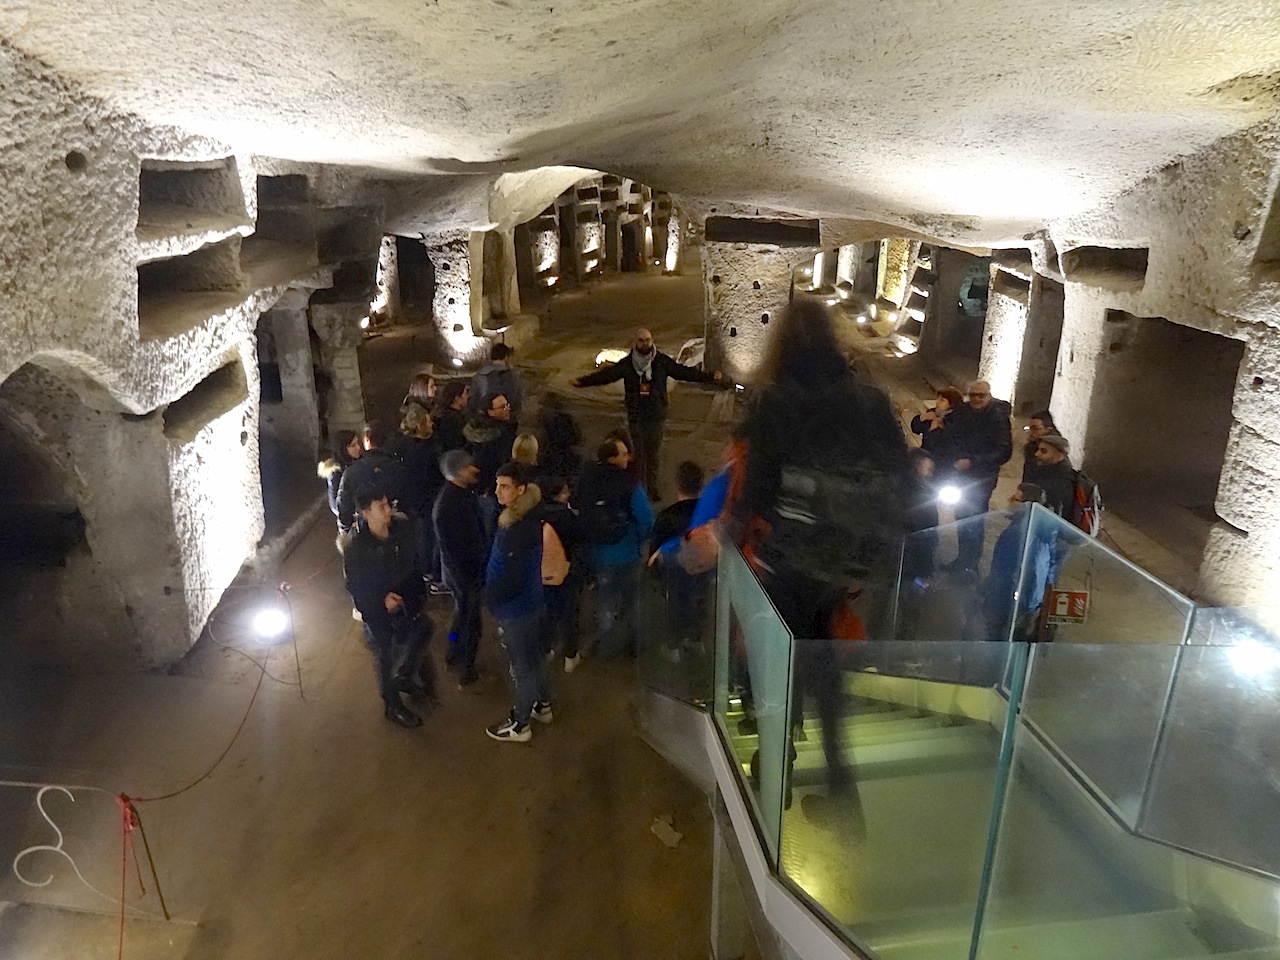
[447,579,483,675]
[758,567,855,794]
[628,415,665,495]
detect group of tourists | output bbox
[320,301,1087,806]
[322,334,725,739]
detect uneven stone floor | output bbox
[0,270,724,960]
[1,263,1217,958]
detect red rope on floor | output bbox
[129,651,269,805]
[115,794,137,960]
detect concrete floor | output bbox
[0,269,726,960]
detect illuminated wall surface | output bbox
[0,5,1279,666]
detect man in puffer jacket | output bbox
[483,462,551,743]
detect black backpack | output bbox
[1067,469,1103,537]
[756,378,908,586]
[577,468,633,546]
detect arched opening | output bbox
[0,362,144,667]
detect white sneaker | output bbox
[486,713,531,743]
[563,654,582,674]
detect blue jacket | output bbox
[590,484,655,569]
[485,484,544,621]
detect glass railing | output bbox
[637,555,717,707]
[711,505,1280,960]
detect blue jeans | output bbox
[595,560,643,659]
[497,609,548,724]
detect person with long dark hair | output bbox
[318,430,362,526]
[740,299,912,833]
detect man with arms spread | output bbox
[571,328,723,499]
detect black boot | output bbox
[395,675,438,708]
[384,696,422,728]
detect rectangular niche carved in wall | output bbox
[162,360,248,444]
[137,157,247,255]
[991,268,1032,305]
[1060,245,1149,291]
[137,238,246,341]
[705,218,822,247]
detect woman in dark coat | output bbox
[909,386,968,472]
[318,430,362,526]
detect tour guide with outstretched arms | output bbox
[571,327,723,498]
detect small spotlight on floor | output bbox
[938,485,962,506]
[253,605,291,643]
[451,357,464,368]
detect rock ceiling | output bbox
[4,0,1280,242]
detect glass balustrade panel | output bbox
[637,557,716,708]
[1013,506,1192,825]
[713,546,792,866]
[778,637,1024,960]
[898,505,1033,645]
[1141,618,1280,882]
[978,640,1280,960]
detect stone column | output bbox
[0,352,262,668]
[1011,276,1065,415]
[499,227,521,319]
[374,234,399,322]
[423,228,489,366]
[978,266,1031,404]
[917,248,983,365]
[309,300,366,432]
[703,241,820,385]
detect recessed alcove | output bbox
[1087,313,1243,567]
[136,157,249,261]
[311,258,377,305]
[137,237,246,340]
[257,173,309,208]
[162,360,248,443]
[992,248,1034,280]
[991,268,1031,305]
[705,218,821,246]
[1060,245,1149,291]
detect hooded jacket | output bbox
[484,483,544,621]
[577,461,655,568]
[317,458,345,517]
[467,363,523,419]
[335,449,408,533]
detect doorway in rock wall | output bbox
[1085,313,1243,570]
[256,309,322,538]
[621,221,643,272]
